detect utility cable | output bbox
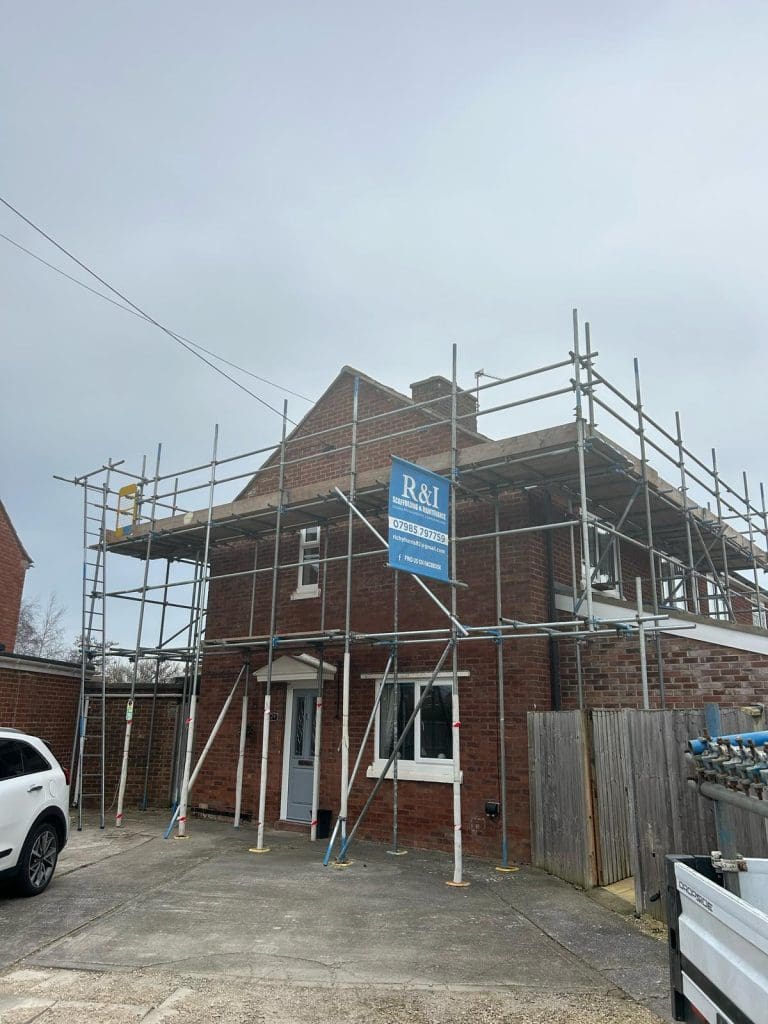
[0,196,302,422]
[0,231,312,403]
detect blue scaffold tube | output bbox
[688,730,768,755]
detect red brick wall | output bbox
[560,630,768,711]
[242,371,480,499]
[194,490,552,862]
[0,502,30,651]
[0,659,79,767]
[88,692,181,810]
[0,658,181,809]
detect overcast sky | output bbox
[2,1,767,648]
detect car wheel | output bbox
[16,822,59,896]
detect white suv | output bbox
[0,728,70,896]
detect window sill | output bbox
[290,586,321,601]
[366,761,460,784]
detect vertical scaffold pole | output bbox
[447,343,467,888]
[584,321,595,434]
[140,555,172,811]
[494,499,511,870]
[339,376,360,851]
[675,412,700,615]
[388,571,405,855]
[253,402,289,853]
[177,427,219,838]
[233,656,250,828]
[173,556,201,805]
[567,512,584,708]
[573,310,594,630]
[633,359,665,706]
[76,483,90,832]
[234,542,258,829]
[743,472,763,626]
[635,577,649,710]
[116,444,162,828]
[310,531,330,842]
[99,476,109,829]
[711,449,734,621]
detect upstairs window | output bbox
[659,557,687,611]
[583,523,620,593]
[292,527,321,599]
[705,576,730,621]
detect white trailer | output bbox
[667,854,768,1024]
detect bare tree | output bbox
[15,594,75,660]
[104,656,181,688]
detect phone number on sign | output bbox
[389,518,448,545]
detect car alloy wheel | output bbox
[19,824,59,895]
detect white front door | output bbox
[285,688,316,822]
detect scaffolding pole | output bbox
[177,428,218,838]
[448,343,466,887]
[388,571,404,856]
[573,310,594,630]
[253,402,289,853]
[339,376,360,849]
[743,471,763,625]
[674,412,700,615]
[633,359,665,707]
[494,499,510,868]
[116,446,162,826]
[310,529,330,842]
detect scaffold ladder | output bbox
[73,476,110,830]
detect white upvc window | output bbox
[366,674,466,784]
[659,557,687,611]
[752,607,767,629]
[583,522,621,594]
[705,576,730,621]
[291,526,321,599]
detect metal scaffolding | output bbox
[58,312,768,882]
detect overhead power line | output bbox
[0,230,313,404]
[0,196,304,423]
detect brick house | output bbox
[0,497,32,652]
[105,364,768,862]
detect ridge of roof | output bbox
[237,364,489,498]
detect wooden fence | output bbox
[528,707,768,921]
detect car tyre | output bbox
[16,822,59,896]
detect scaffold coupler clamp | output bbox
[711,850,748,873]
[489,628,502,646]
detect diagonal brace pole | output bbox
[332,487,468,637]
[336,641,453,863]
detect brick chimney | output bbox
[410,376,478,433]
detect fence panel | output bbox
[591,709,632,885]
[528,709,597,889]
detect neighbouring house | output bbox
[0,498,82,770]
[100,361,768,862]
[0,497,32,652]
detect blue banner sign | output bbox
[388,457,449,582]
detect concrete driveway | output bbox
[0,815,671,1023]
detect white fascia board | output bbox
[555,593,768,657]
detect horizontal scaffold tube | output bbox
[689,731,768,755]
[687,778,768,820]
